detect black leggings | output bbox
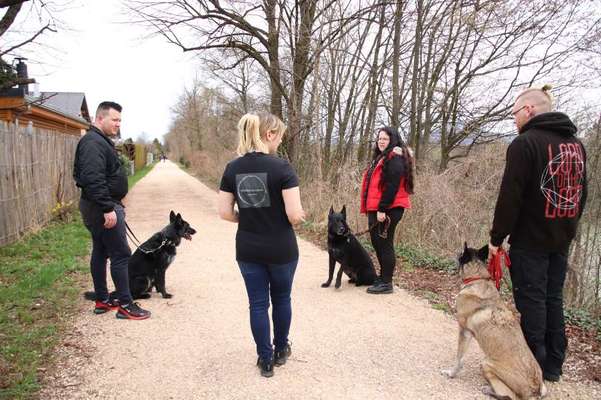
[367,207,404,283]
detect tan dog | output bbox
[442,243,546,400]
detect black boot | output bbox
[256,357,274,377]
[367,282,393,294]
[274,342,292,366]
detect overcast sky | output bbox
[24,0,199,142]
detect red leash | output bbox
[488,248,511,290]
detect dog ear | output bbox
[341,205,346,218]
[458,242,471,265]
[176,213,182,222]
[170,211,176,223]
[477,244,489,262]
[329,206,334,215]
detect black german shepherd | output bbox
[127,210,196,299]
[84,210,196,301]
[321,205,377,289]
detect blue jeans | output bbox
[80,200,132,305]
[238,260,297,361]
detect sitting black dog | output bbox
[83,210,196,302]
[127,210,196,299]
[321,205,377,289]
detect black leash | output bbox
[124,220,143,247]
[353,216,391,239]
[124,220,170,254]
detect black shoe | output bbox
[372,277,383,286]
[543,372,560,382]
[116,302,151,320]
[274,343,292,366]
[367,282,393,294]
[256,357,274,377]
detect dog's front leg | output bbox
[442,327,473,378]
[321,254,336,287]
[155,269,173,298]
[334,264,345,289]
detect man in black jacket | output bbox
[489,86,587,382]
[74,101,150,320]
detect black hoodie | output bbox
[490,112,588,253]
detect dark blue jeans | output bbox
[80,200,132,305]
[238,260,297,361]
[509,247,568,377]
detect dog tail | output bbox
[83,291,96,301]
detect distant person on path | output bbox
[488,86,588,382]
[218,112,305,378]
[360,126,414,294]
[73,101,151,320]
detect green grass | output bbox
[0,165,154,399]
[128,162,156,188]
[394,243,455,272]
[0,218,90,399]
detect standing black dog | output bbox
[127,210,196,299]
[322,205,377,289]
[83,210,196,302]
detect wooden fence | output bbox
[0,121,80,246]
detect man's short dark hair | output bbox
[96,101,122,118]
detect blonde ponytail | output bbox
[237,113,269,155]
[236,112,286,156]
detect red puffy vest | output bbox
[360,154,411,213]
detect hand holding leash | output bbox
[488,246,511,290]
[487,241,499,262]
[377,211,387,222]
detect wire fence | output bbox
[0,121,80,246]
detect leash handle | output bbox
[488,247,510,290]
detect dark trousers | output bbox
[237,260,297,361]
[367,207,404,283]
[509,247,568,377]
[80,200,132,305]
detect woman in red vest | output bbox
[360,126,414,294]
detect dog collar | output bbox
[462,276,488,286]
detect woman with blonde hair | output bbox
[218,112,305,377]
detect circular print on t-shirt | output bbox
[236,173,271,208]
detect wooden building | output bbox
[0,88,91,136]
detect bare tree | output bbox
[0,0,65,90]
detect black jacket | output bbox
[73,126,128,212]
[490,112,588,253]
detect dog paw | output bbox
[137,293,151,299]
[334,283,341,289]
[321,282,330,288]
[162,293,173,299]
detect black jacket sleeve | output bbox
[76,139,115,212]
[378,154,405,212]
[490,138,532,246]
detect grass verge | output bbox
[0,218,89,399]
[0,164,155,399]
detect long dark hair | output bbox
[371,127,415,194]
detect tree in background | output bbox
[0,0,66,90]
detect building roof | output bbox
[37,92,91,123]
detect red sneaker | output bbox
[94,298,119,314]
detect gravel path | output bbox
[41,161,600,400]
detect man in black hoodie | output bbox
[489,87,587,382]
[74,101,150,320]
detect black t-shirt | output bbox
[220,152,300,264]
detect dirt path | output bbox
[41,161,600,400]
